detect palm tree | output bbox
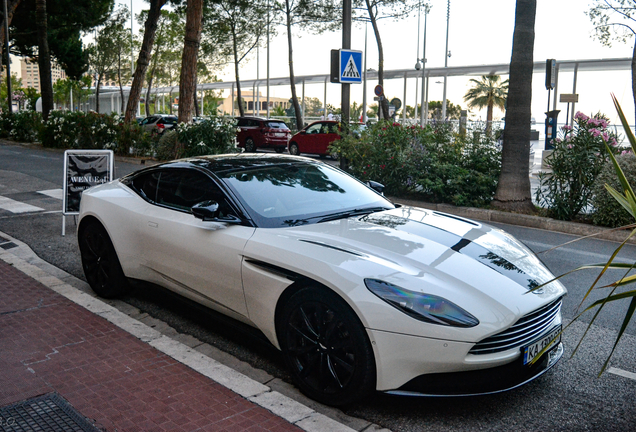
[463,75,508,135]
[491,0,536,214]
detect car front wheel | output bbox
[288,142,300,156]
[78,220,130,298]
[278,286,376,406]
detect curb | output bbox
[0,231,388,432]
[391,197,636,245]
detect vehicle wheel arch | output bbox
[274,279,378,405]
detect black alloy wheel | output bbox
[279,287,376,406]
[245,138,256,152]
[288,142,300,156]
[78,220,130,298]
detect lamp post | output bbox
[362,21,368,123]
[418,4,430,127]
[3,0,12,114]
[441,0,450,121]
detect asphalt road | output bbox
[1,140,635,431]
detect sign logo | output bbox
[339,49,363,84]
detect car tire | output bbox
[245,138,256,152]
[78,220,130,299]
[288,142,300,156]
[278,286,376,406]
[275,147,284,153]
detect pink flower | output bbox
[589,118,600,127]
[574,112,589,122]
[599,119,609,128]
[590,128,601,138]
[602,132,609,142]
[561,125,572,131]
[621,150,630,155]
[567,144,573,149]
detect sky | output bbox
[118,0,635,126]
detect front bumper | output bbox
[387,342,563,397]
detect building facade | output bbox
[20,58,67,92]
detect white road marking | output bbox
[0,196,44,213]
[607,367,636,381]
[37,189,64,200]
[523,240,634,261]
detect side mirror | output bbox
[191,200,220,221]
[367,180,385,195]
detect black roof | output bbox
[126,154,320,179]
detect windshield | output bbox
[218,162,393,228]
[265,121,289,130]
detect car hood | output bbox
[245,206,566,340]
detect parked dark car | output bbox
[236,116,291,152]
[140,115,178,136]
[288,120,341,158]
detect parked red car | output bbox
[236,117,291,152]
[288,120,341,158]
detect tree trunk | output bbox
[145,74,153,116]
[366,0,389,120]
[233,26,244,117]
[95,76,101,113]
[194,83,199,117]
[491,0,536,214]
[35,0,53,120]
[177,0,203,125]
[285,0,303,130]
[124,0,167,123]
[0,0,21,74]
[486,102,493,136]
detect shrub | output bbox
[0,111,43,142]
[39,111,150,156]
[536,111,619,221]
[591,152,636,228]
[155,116,239,161]
[331,121,501,207]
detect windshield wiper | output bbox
[317,207,390,223]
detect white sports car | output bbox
[78,154,566,406]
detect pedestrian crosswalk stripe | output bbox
[37,189,64,200]
[0,196,45,213]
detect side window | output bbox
[156,169,233,215]
[131,171,160,202]
[249,119,259,127]
[237,118,248,127]
[306,124,321,134]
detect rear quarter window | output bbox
[266,121,288,130]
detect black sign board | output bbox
[63,150,114,215]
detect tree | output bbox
[10,0,113,80]
[587,1,636,124]
[491,0,536,213]
[207,0,267,118]
[124,0,169,123]
[108,7,133,113]
[35,0,53,120]
[355,0,422,120]
[87,16,119,113]
[463,75,508,135]
[177,0,203,124]
[0,0,22,75]
[273,0,340,130]
[428,100,462,120]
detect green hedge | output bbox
[331,121,501,207]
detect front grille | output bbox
[469,297,563,355]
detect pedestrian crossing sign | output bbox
[339,49,363,84]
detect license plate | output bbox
[522,326,561,365]
[275,132,285,137]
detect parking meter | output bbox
[544,110,560,150]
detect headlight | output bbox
[364,279,479,328]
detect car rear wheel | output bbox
[78,220,130,298]
[278,286,376,406]
[288,142,300,156]
[275,147,285,153]
[244,138,256,152]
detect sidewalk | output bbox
[0,235,362,432]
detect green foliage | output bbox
[536,111,619,220]
[40,111,149,155]
[332,121,501,207]
[155,117,239,161]
[591,152,636,227]
[427,100,463,120]
[0,111,43,142]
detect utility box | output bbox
[544,110,560,150]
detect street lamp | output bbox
[441,0,450,121]
[419,3,430,127]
